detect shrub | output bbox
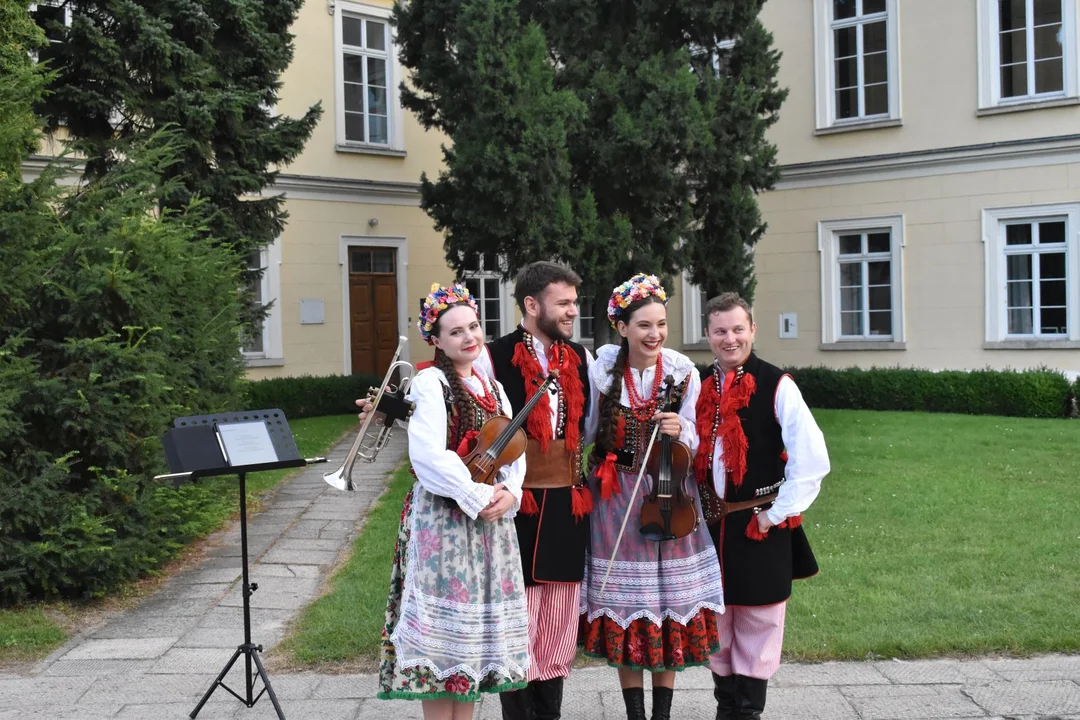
[0,135,245,604]
[243,373,382,421]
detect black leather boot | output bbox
[734,675,768,720]
[712,673,736,720]
[622,687,647,720]
[500,683,535,720]
[533,677,564,720]
[650,686,674,720]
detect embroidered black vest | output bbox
[486,329,590,585]
[702,354,819,606]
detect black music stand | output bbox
[157,408,326,720]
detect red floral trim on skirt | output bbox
[580,608,720,671]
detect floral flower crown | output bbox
[418,282,479,344]
[606,273,667,329]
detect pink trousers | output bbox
[708,602,787,680]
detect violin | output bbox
[639,375,698,541]
[460,370,560,485]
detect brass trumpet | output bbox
[324,335,416,491]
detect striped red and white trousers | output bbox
[524,582,580,682]
[708,602,787,680]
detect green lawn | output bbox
[0,414,358,665]
[281,409,1080,667]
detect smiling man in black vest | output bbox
[692,292,830,720]
[476,261,593,720]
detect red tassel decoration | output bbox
[597,453,620,499]
[512,342,553,450]
[571,486,593,520]
[693,373,721,482]
[781,514,802,529]
[520,490,539,516]
[745,515,769,541]
[558,347,584,450]
[455,429,480,457]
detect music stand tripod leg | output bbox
[189,646,243,719]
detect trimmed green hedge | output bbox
[785,366,1073,419]
[242,373,382,420]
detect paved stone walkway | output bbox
[1,432,1078,719]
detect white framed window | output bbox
[30,1,72,66]
[333,1,405,153]
[459,253,514,342]
[242,239,283,364]
[983,204,1080,343]
[572,294,597,345]
[978,0,1079,109]
[813,0,901,131]
[818,216,905,345]
[680,275,711,345]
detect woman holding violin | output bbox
[582,274,724,720]
[377,283,529,720]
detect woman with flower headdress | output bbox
[581,273,725,720]
[377,283,530,719]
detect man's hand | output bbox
[755,510,775,534]
[652,411,682,439]
[479,482,516,522]
[355,398,374,423]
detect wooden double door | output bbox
[348,246,399,377]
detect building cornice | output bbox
[266,173,422,206]
[776,134,1080,189]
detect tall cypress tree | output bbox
[34,0,321,271]
[396,0,785,342]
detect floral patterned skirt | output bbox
[377,486,529,702]
[581,608,720,671]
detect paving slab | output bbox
[62,637,178,661]
[874,657,1002,685]
[771,660,891,687]
[965,679,1080,716]
[981,654,1080,682]
[843,684,988,719]
[44,658,156,676]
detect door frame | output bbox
[339,235,409,374]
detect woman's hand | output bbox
[652,411,682,439]
[479,483,516,522]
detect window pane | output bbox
[483,253,500,271]
[1035,58,1064,93]
[841,311,863,336]
[366,20,387,51]
[1040,278,1066,306]
[342,16,363,46]
[483,278,500,300]
[1033,0,1063,25]
[867,260,891,285]
[351,250,371,273]
[836,88,858,118]
[864,83,888,115]
[839,235,862,255]
[863,0,886,14]
[839,262,863,286]
[999,28,1027,65]
[835,57,858,89]
[868,310,891,335]
[1040,307,1067,334]
[367,57,387,87]
[463,254,480,272]
[1006,253,1033,281]
[368,86,387,115]
[1038,220,1065,244]
[344,112,365,141]
[863,21,887,54]
[343,54,364,83]
[1001,62,1028,97]
[999,0,1026,32]
[834,0,856,20]
[580,317,594,340]
[373,250,394,273]
[369,115,388,144]
[485,298,501,321]
[868,285,891,310]
[835,27,857,58]
[840,287,863,312]
[1039,252,1066,279]
[1007,279,1033,309]
[867,232,890,253]
[1005,223,1033,245]
[485,320,499,341]
[864,52,888,84]
[1008,308,1033,334]
[1034,23,1063,60]
[344,83,363,112]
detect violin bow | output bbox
[597,421,661,597]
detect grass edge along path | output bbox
[0,414,359,665]
[281,409,1080,668]
[276,463,414,669]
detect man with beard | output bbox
[693,292,829,720]
[358,262,593,719]
[476,261,593,720]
